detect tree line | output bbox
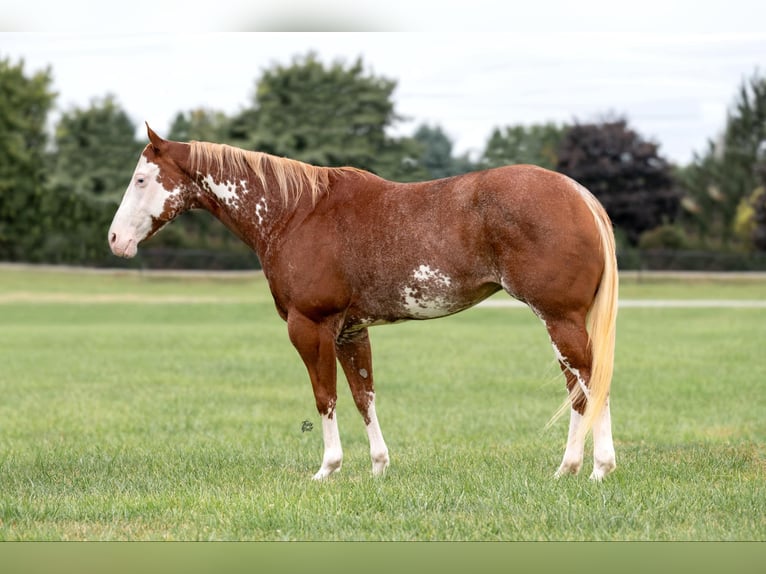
[1,52,765,269]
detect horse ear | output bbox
[146,122,167,152]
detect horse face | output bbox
[109,131,192,258]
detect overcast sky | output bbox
[2,1,765,165]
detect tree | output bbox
[556,117,680,245]
[480,123,565,170]
[0,57,56,260]
[50,94,143,198]
[168,108,231,143]
[229,52,416,179]
[684,72,766,249]
[45,95,143,263]
[751,158,766,250]
[413,124,475,179]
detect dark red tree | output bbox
[556,118,680,245]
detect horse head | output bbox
[108,124,195,258]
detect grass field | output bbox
[0,266,764,540]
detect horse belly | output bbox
[352,262,498,324]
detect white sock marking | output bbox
[590,401,616,481]
[364,395,389,476]
[555,408,585,478]
[313,411,343,480]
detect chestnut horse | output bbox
[109,126,618,481]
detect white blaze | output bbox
[109,156,181,258]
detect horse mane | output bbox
[188,141,336,206]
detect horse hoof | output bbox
[312,464,342,481]
[589,459,616,481]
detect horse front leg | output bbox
[287,312,343,480]
[336,328,390,476]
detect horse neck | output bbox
[191,158,316,261]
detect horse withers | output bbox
[109,125,618,481]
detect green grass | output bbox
[0,267,764,540]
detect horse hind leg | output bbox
[335,328,390,476]
[543,314,590,477]
[544,312,616,480]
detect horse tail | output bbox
[549,185,618,438]
[578,188,618,438]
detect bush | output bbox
[638,224,690,250]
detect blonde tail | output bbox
[549,188,618,439]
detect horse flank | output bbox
[189,141,345,207]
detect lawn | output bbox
[0,266,763,540]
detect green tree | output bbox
[168,108,231,143]
[480,123,566,170]
[45,95,143,263]
[751,158,766,250]
[229,52,415,179]
[556,117,680,245]
[0,57,56,260]
[51,94,143,197]
[682,71,766,248]
[413,124,475,179]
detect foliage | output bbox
[556,117,680,245]
[681,72,766,248]
[0,57,56,260]
[638,223,691,250]
[412,124,475,179]
[228,52,424,181]
[51,94,143,199]
[754,161,766,250]
[168,108,232,143]
[2,52,765,266]
[480,123,565,170]
[733,186,764,245]
[42,95,145,264]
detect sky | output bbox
[2,1,765,165]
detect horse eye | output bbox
[137,177,145,185]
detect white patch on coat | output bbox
[413,264,452,286]
[401,264,455,318]
[203,176,250,208]
[255,196,268,225]
[551,341,590,399]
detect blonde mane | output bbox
[188,141,334,206]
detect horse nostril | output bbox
[110,232,117,244]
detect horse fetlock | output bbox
[313,456,343,480]
[590,454,616,481]
[554,458,583,478]
[370,450,390,476]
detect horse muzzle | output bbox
[108,229,138,258]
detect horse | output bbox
[108,125,618,481]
